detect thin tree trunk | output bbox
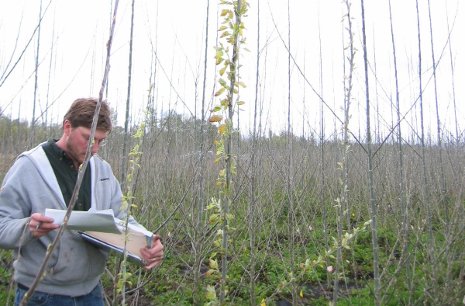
[360,1,380,305]
[372,34,380,144]
[334,1,354,303]
[120,0,136,190]
[0,1,51,88]
[45,17,56,128]
[113,1,135,304]
[445,10,458,144]
[197,0,210,228]
[248,0,260,303]
[427,0,446,207]
[444,9,460,300]
[380,1,410,303]
[31,0,43,146]
[20,1,120,304]
[317,9,328,253]
[285,0,297,303]
[220,0,242,302]
[192,0,210,303]
[128,30,160,306]
[416,0,436,303]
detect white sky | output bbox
[0,0,463,141]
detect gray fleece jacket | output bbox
[0,143,127,296]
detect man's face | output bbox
[63,120,108,166]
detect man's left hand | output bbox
[140,234,164,270]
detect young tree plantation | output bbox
[1,0,464,305]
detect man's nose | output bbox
[91,141,100,154]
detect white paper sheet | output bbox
[45,208,121,234]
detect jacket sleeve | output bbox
[0,157,35,249]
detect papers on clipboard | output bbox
[45,208,153,264]
[45,208,121,233]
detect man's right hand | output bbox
[29,213,60,238]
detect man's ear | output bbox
[63,120,72,135]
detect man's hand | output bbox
[29,213,60,238]
[140,234,164,270]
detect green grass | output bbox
[0,250,14,305]
[1,210,463,305]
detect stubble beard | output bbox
[66,138,85,168]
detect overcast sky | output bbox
[0,0,463,140]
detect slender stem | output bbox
[20,1,120,304]
[360,0,380,304]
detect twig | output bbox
[19,1,120,304]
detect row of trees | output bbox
[1,0,464,304]
[2,106,464,304]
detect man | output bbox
[0,98,164,305]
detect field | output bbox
[1,0,465,305]
[0,118,464,305]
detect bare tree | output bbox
[333,0,355,303]
[427,0,446,206]
[446,9,459,144]
[30,0,43,146]
[19,1,120,304]
[191,0,211,303]
[0,1,51,89]
[360,0,380,304]
[416,0,437,303]
[120,0,136,190]
[247,0,261,303]
[284,0,299,303]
